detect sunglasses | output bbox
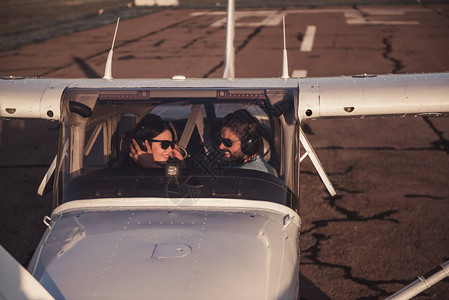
[149,139,176,150]
[219,136,240,148]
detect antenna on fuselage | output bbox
[281,16,289,80]
[222,0,235,79]
[103,17,120,80]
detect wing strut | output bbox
[386,260,449,300]
[299,126,336,196]
[38,140,69,196]
[37,155,57,196]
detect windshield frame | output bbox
[54,86,299,210]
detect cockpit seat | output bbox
[261,137,278,177]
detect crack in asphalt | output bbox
[301,191,403,298]
[301,116,448,297]
[302,195,399,237]
[302,233,409,299]
[301,116,408,297]
[382,35,404,74]
[302,233,409,298]
[422,116,449,154]
[404,194,446,200]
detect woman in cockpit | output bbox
[128,114,185,168]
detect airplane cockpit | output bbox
[55,80,301,212]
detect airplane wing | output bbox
[298,72,449,121]
[0,245,54,300]
[0,78,70,120]
[1,73,448,121]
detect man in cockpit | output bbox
[219,109,276,176]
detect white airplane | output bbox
[0,1,448,299]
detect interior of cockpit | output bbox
[54,87,300,211]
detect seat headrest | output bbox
[261,137,271,162]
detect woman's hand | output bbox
[129,139,160,168]
[171,144,185,161]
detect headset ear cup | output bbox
[241,134,259,157]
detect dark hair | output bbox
[221,109,263,156]
[133,114,176,150]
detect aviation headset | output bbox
[240,130,260,157]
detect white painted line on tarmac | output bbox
[300,25,316,52]
[369,20,420,25]
[344,10,420,25]
[292,70,307,78]
[191,12,225,16]
[285,7,429,14]
[209,11,283,28]
[135,0,179,6]
[194,8,426,27]
[260,13,285,26]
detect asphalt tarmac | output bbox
[0,3,448,300]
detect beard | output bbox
[220,148,245,164]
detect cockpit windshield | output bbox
[56,86,299,209]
